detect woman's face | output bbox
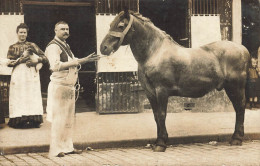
[17,28,27,42]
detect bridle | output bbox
[107,14,134,48]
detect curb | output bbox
[1,133,260,155]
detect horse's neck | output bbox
[129,18,179,64]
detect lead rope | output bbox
[74,64,81,117]
[75,63,81,102]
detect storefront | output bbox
[0,0,245,117]
[0,0,140,115]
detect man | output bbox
[45,21,98,157]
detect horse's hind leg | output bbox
[224,82,246,145]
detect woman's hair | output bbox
[16,23,29,33]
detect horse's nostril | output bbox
[100,45,108,54]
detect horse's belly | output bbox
[171,78,219,98]
[176,87,213,98]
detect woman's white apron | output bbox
[9,64,43,118]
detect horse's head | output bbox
[100,9,134,56]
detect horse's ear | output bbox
[123,6,130,19]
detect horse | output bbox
[100,10,250,152]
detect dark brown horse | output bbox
[100,10,250,152]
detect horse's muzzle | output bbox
[100,44,109,55]
[100,43,115,56]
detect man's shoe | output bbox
[57,152,65,157]
[66,149,82,154]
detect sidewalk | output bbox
[0,109,260,155]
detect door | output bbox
[139,0,189,47]
[23,3,97,111]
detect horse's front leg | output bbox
[153,87,169,152]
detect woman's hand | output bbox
[26,58,39,67]
[19,56,30,63]
[26,54,41,67]
[7,60,18,67]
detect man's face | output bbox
[17,28,27,42]
[55,24,69,41]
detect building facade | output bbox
[0,0,244,115]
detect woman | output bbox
[7,23,48,128]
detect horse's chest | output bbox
[144,64,175,87]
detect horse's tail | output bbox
[244,46,251,100]
[244,47,251,80]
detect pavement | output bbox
[1,140,260,166]
[0,108,260,155]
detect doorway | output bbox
[23,4,97,111]
[139,0,189,47]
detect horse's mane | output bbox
[111,11,181,46]
[129,11,181,46]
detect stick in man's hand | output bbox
[78,52,101,65]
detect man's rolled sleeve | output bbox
[45,44,63,72]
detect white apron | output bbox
[9,63,43,118]
[47,58,78,157]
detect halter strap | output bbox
[108,14,134,48]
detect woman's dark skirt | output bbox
[8,115,43,128]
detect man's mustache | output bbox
[64,33,70,37]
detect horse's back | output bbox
[201,41,250,81]
[201,41,249,61]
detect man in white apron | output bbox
[45,21,98,157]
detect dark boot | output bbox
[249,102,253,109]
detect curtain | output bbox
[191,15,221,48]
[0,15,24,75]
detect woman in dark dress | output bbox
[7,23,48,128]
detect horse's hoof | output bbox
[230,139,242,146]
[152,145,166,152]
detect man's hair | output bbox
[55,21,69,29]
[16,23,29,33]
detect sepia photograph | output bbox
[0,0,259,165]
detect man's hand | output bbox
[78,53,100,65]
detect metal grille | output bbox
[95,0,138,14]
[0,75,10,117]
[96,72,144,114]
[191,0,219,15]
[0,0,21,14]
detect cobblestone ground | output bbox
[1,140,260,166]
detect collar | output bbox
[55,36,67,47]
[17,40,27,44]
